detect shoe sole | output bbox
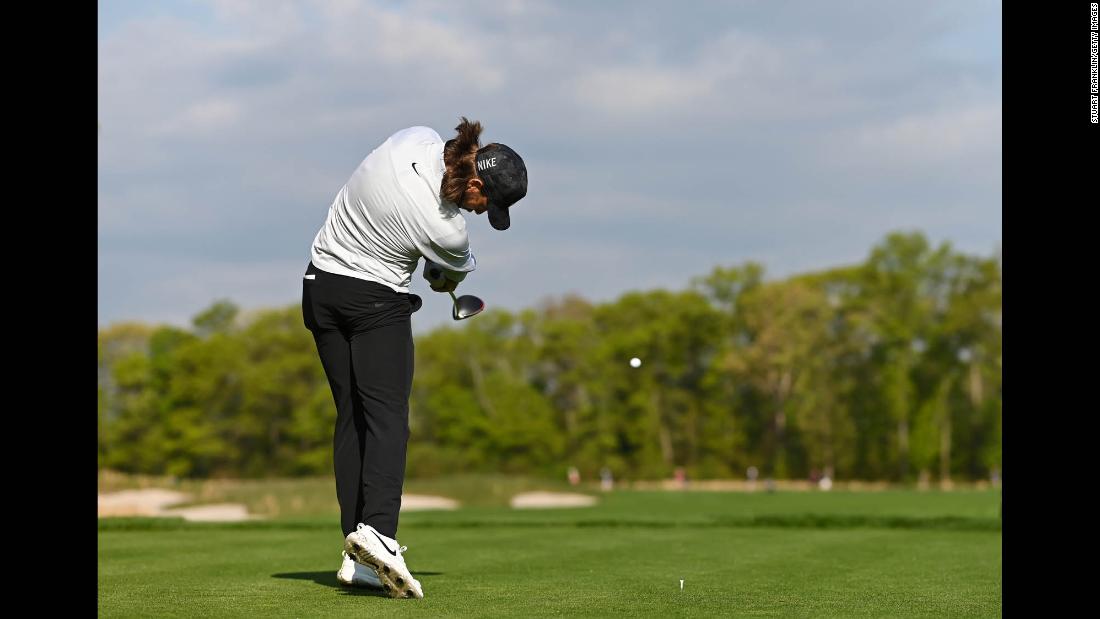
[344,539,420,599]
[337,569,380,588]
[337,575,382,588]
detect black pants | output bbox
[301,262,422,539]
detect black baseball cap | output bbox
[475,144,527,230]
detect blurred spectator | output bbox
[599,467,614,492]
[567,466,580,486]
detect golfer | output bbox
[301,118,528,598]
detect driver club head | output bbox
[448,290,485,320]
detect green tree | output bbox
[193,300,239,337]
[98,231,1001,483]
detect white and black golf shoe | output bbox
[343,523,424,599]
[336,551,383,588]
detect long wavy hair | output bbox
[440,117,484,204]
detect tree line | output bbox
[98,231,1001,483]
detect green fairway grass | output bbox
[99,489,1000,617]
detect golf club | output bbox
[449,290,485,320]
[428,264,485,320]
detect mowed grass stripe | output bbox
[99,525,1000,617]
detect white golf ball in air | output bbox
[630,357,642,368]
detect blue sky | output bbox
[98,0,1001,334]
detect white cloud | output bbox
[568,31,845,123]
[205,0,307,35]
[313,3,505,91]
[571,66,713,115]
[99,252,308,328]
[852,103,1002,164]
[155,98,244,136]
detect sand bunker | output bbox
[98,489,259,522]
[98,489,458,521]
[162,504,255,522]
[401,495,459,511]
[510,491,597,509]
[98,489,191,517]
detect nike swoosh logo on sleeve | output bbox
[411,162,421,177]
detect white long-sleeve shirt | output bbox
[310,126,475,292]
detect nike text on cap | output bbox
[475,144,528,231]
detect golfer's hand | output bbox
[431,278,458,293]
[424,262,456,292]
